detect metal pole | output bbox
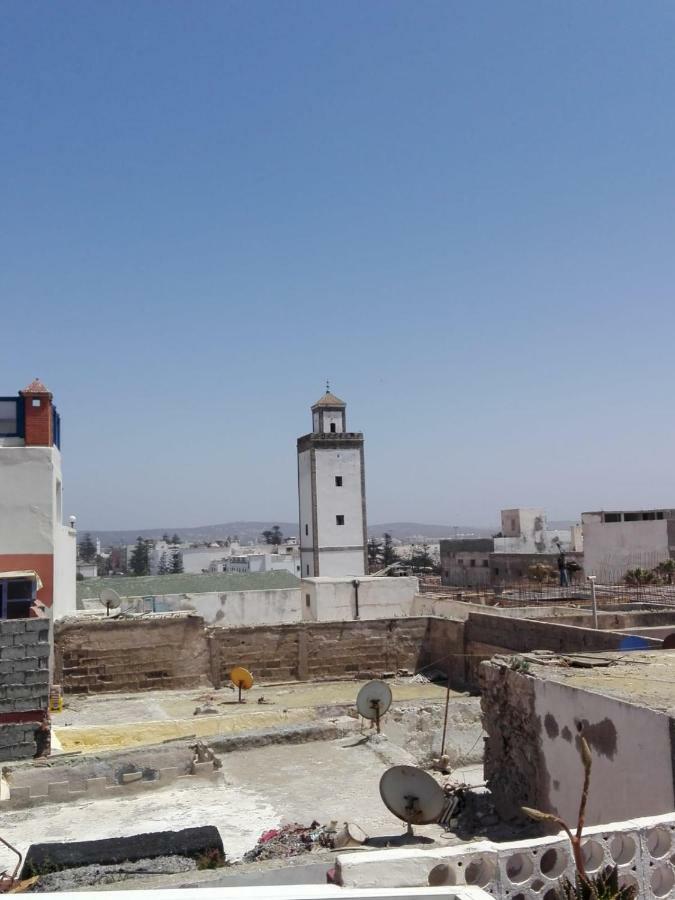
[439,658,451,761]
[352,579,360,619]
[588,577,598,629]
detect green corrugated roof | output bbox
[76,570,299,602]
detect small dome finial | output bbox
[326,378,330,393]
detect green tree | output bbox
[368,537,383,568]
[262,526,283,545]
[171,533,181,545]
[157,551,169,575]
[79,533,97,562]
[408,543,438,572]
[171,549,184,574]
[162,533,170,543]
[129,537,150,576]
[624,567,656,586]
[653,559,675,584]
[381,533,398,566]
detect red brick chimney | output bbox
[20,378,53,447]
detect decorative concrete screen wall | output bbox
[336,811,675,900]
[0,618,50,760]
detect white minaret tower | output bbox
[297,387,367,578]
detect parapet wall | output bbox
[336,811,675,899]
[0,618,50,760]
[54,614,440,693]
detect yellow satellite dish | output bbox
[229,666,254,702]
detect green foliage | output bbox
[129,537,150,576]
[170,549,184,574]
[171,533,181,545]
[653,558,675,584]
[157,551,169,575]
[78,533,97,562]
[368,537,383,567]
[557,866,637,899]
[508,655,531,672]
[262,525,283,545]
[623,567,656,586]
[381,533,398,566]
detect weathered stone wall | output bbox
[208,618,432,685]
[55,615,211,693]
[0,618,50,760]
[54,615,436,693]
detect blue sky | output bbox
[2,2,675,531]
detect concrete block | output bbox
[192,761,215,775]
[8,786,31,804]
[47,781,72,801]
[158,766,180,782]
[85,777,109,797]
[121,772,143,784]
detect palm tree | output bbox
[653,559,675,585]
[623,567,656,586]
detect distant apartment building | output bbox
[582,508,675,581]
[440,508,583,587]
[0,379,76,618]
[212,551,300,577]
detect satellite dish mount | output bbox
[229,666,254,703]
[356,680,392,734]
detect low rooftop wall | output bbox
[0,618,50,761]
[336,810,675,899]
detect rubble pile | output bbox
[243,822,335,862]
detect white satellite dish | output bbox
[100,588,122,617]
[379,765,446,837]
[356,680,392,733]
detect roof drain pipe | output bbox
[352,578,360,620]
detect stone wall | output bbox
[208,618,432,684]
[0,618,50,760]
[55,615,211,693]
[54,615,436,693]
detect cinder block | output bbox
[85,776,109,797]
[8,786,31,804]
[47,781,72,801]
[121,772,143,784]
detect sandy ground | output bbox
[52,680,452,753]
[0,737,483,876]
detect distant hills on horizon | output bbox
[83,519,577,546]
[83,520,494,546]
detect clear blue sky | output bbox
[3,2,675,531]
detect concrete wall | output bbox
[302,576,418,622]
[336,811,675,899]
[146,588,303,626]
[481,658,675,828]
[0,618,51,760]
[53,523,77,618]
[583,517,671,580]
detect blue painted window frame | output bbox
[0,397,25,438]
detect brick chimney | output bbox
[19,378,53,447]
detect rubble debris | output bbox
[242,822,337,862]
[31,856,196,892]
[193,705,219,716]
[189,741,222,770]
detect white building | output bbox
[297,389,367,578]
[582,508,675,581]
[495,508,582,554]
[0,379,76,618]
[216,553,300,577]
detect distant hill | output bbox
[84,520,495,546]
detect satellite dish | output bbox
[379,765,446,837]
[229,665,254,703]
[100,588,121,617]
[356,680,392,733]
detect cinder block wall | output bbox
[0,619,50,760]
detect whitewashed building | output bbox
[297,389,367,578]
[0,379,76,618]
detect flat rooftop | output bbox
[52,679,451,753]
[77,570,299,602]
[524,649,675,717]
